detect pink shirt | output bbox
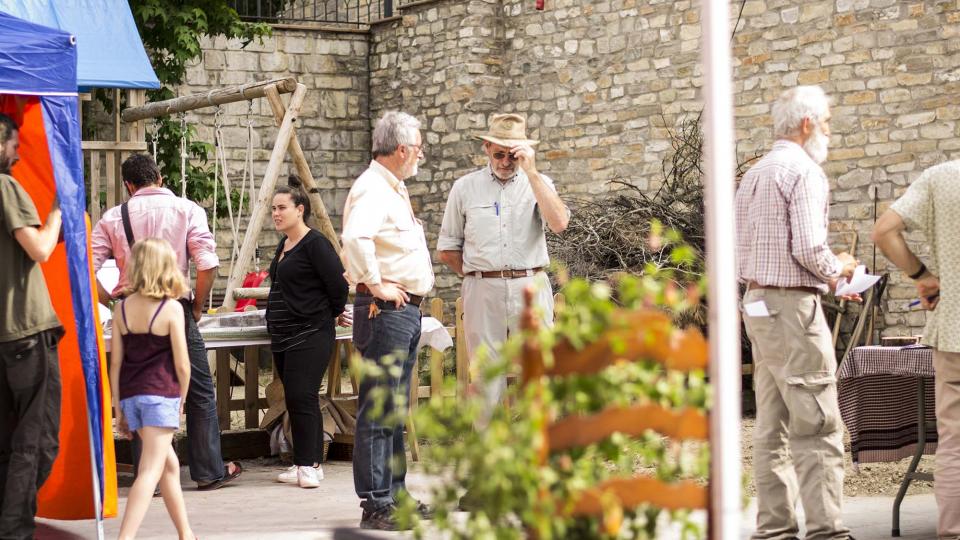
[735,140,842,293]
[91,187,219,298]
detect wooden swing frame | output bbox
[121,77,339,311]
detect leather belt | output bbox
[471,267,544,279]
[747,281,820,295]
[356,283,423,307]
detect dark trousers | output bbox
[0,329,62,540]
[132,299,224,483]
[273,326,335,466]
[351,298,420,511]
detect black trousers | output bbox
[273,326,334,467]
[0,328,62,540]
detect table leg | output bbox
[892,378,928,537]
[216,349,231,431]
[244,346,259,429]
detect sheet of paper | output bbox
[835,265,881,296]
[744,300,770,317]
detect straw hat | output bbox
[474,113,539,147]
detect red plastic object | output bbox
[235,270,269,311]
[536,0,544,9]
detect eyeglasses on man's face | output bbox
[491,151,517,162]
[406,143,425,155]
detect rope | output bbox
[178,113,187,198]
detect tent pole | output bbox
[702,0,741,538]
[86,407,105,540]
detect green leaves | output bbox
[393,230,713,538]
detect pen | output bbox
[909,293,940,308]
[494,201,499,216]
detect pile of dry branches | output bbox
[548,117,708,280]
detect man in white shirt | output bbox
[341,111,434,531]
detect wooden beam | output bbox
[232,287,270,300]
[121,77,299,122]
[263,85,341,255]
[81,141,149,151]
[568,476,708,515]
[221,83,308,311]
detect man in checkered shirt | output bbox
[736,86,858,540]
[873,163,960,539]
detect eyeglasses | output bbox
[492,151,517,162]
[406,143,425,155]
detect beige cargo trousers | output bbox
[743,287,851,540]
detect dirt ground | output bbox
[740,417,934,498]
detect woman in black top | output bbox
[266,178,348,488]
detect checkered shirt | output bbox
[735,140,842,293]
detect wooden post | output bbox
[221,83,308,311]
[263,85,341,255]
[216,350,231,430]
[244,345,259,429]
[455,297,469,395]
[121,77,299,122]
[430,298,444,400]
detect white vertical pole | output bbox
[701,0,742,538]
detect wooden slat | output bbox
[327,341,342,398]
[228,397,269,410]
[430,298,444,399]
[105,151,117,210]
[244,345,260,428]
[89,152,101,222]
[81,141,149,151]
[568,476,708,515]
[548,405,708,452]
[548,310,708,377]
[233,287,270,300]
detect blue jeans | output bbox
[132,300,224,484]
[351,297,421,511]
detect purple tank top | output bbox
[117,298,181,400]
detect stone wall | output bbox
[364,0,960,338]
[172,0,960,336]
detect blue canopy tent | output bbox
[0,0,159,530]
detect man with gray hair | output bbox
[342,111,434,530]
[736,86,858,540]
[437,113,568,412]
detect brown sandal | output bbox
[196,462,242,491]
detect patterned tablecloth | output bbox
[838,345,936,463]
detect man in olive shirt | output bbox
[0,113,63,539]
[873,163,960,539]
[437,113,569,408]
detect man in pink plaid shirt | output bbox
[736,86,858,540]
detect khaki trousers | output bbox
[462,272,554,408]
[743,288,850,540]
[934,349,960,540]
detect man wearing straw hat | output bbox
[437,113,569,409]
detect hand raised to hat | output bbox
[510,144,537,175]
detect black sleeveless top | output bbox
[117,298,181,400]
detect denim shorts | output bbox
[119,395,181,432]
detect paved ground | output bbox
[35,459,938,539]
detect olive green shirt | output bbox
[890,162,960,353]
[0,174,60,342]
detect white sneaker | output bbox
[298,465,322,488]
[276,465,298,484]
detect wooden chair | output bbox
[518,287,709,525]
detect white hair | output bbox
[772,86,830,139]
[372,111,421,157]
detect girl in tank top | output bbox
[109,238,195,540]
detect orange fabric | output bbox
[3,97,117,519]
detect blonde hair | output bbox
[123,238,189,300]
